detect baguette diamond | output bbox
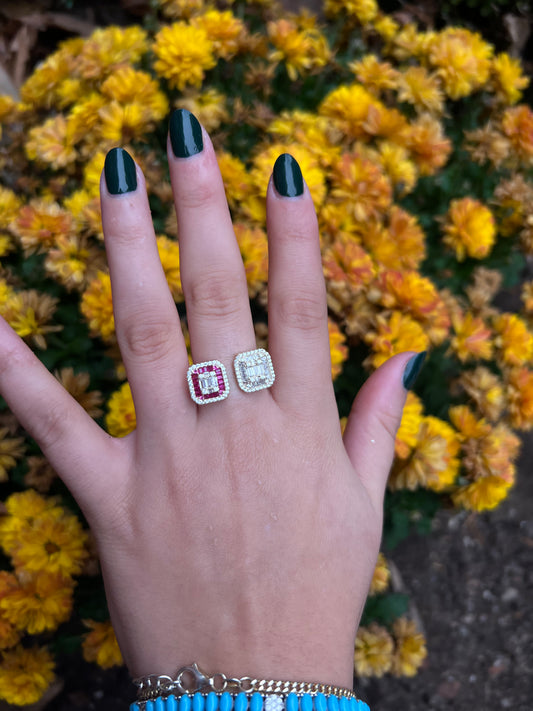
[234,349,275,393]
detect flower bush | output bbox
[0,0,532,702]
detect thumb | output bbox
[343,351,426,510]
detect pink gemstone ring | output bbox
[187,360,230,405]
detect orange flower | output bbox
[323,239,375,300]
[349,55,399,94]
[80,271,115,342]
[450,310,493,362]
[397,66,444,114]
[10,200,75,254]
[442,197,496,261]
[492,313,533,366]
[369,552,390,595]
[391,618,427,677]
[364,311,430,368]
[328,319,348,380]
[330,153,392,223]
[505,367,533,430]
[406,114,452,176]
[395,391,424,459]
[458,366,505,422]
[501,105,533,166]
[83,620,123,668]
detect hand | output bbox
[0,110,419,688]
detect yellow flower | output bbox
[153,22,216,91]
[501,105,533,167]
[492,313,533,367]
[180,89,228,132]
[45,234,101,292]
[397,66,444,114]
[465,125,512,169]
[442,198,496,261]
[375,143,418,197]
[268,111,340,167]
[330,153,392,223]
[2,290,62,350]
[96,101,153,147]
[10,199,75,254]
[395,391,424,459]
[100,67,168,119]
[391,618,427,677]
[218,152,253,211]
[0,572,73,634]
[450,310,493,362]
[491,53,529,105]
[328,319,348,380]
[66,92,107,145]
[349,55,399,94]
[80,271,115,342]
[453,475,512,512]
[323,238,375,310]
[369,552,390,595]
[25,114,77,169]
[373,13,399,42]
[428,27,493,99]
[267,17,331,80]
[83,619,123,668]
[0,645,55,706]
[325,0,378,24]
[319,84,377,140]
[157,235,183,302]
[522,281,533,313]
[458,367,505,422]
[364,311,430,369]
[0,187,22,229]
[105,382,136,437]
[54,368,104,419]
[20,39,82,108]
[234,223,268,298]
[406,114,452,176]
[354,623,394,677]
[159,0,205,19]
[192,9,247,60]
[361,206,425,270]
[0,428,25,482]
[77,26,148,80]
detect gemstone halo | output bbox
[233,348,275,393]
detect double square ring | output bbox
[187,348,275,405]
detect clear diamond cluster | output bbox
[233,348,275,393]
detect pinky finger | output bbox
[0,316,122,510]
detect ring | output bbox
[234,348,275,393]
[187,360,230,404]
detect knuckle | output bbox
[179,173,219,210]
[187,271,244,320]
[121,315,175,363]
[276,294,326,332]
[35,401,68,452]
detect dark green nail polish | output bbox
[169,109,203,158]
[403,351,427,390]
[104,147,137,195]
[273,153,304,197]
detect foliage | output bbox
[0,0,533,702]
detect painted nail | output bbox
[104,147,137,195]
[402,352,427,390]
[169,108,203,158]
[273,153,304,197]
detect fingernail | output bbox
[104,147,137,195]
[169,108,203,158]
[402,351,427,390]
[273,153,304,197]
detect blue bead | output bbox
[286,692,299,711]
[235,692,248,711]
[193,692,205,711]
[314,693,327,711]
[219,692,233,711]
[327,696,339,711]
[180,695,192,711]
[349,699,357,711]
[167,697,178,711]
[156,698,166,711]
[301,694,313,711]
[250,692,263,711]
[129,704,140,711]
[206,692,219,711]
[339,697,350,711]
[146,702,156,711]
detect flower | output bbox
[406,114,452,176]
[323,238,375,309]
[505,367,533,430]
[218,152,253,212]
[457,367,505,422]
[364,311,430,369]
[25,115,77,169]
[45,234,102,292]
[442,198,496,261]
[325,0,378,24]
[450,310,493,362]
[82,619,123,668]
[395,391,424,459]
[391,618,427,677]
[54,368,104,418]
[361,206,425,269]
[180,90,229,132]
[153,22,216,91]
[328,319,348,380]
[23,457,58,494]
[501,105,533,167]
[80,271,115,342]
[349,55,399,94]
[491,53,529,105]
[192,9,247,60]
[453,474,512,512]
[492,313,533,366]
[0,645,55,706]
[369,552,390,595]
[354,623,394,677]
[0,428,25,482]
[157,235,183,302]
[105,382,136,437]
[319,84,377,140]
[267,17,331,81]
[2,290,62,350]
[375,143,418,197]
[234,223,268,298]
[397,66,444,114]
[77,26,148,80]
[330,153,392,223]
[10,200,75,254]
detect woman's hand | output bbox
[0,110,421,688]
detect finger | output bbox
[0,316,122,509]
[266,154,334,411]
[167,110,256,377]
[101,148,192,427]
[343,351,426,509]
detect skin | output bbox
[0,120,417,689]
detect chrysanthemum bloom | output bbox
[77,26,148,80]
[0,492,62,556]
[66,93,107,146]
[192,9,247,60]
[458,367,505,422]
[156,235,183,302]
[330,153,392,223]
[405,114,452,176]
[268,111,340,167]
[81,271,115,342]
[442,197,496,261]
[158,0,205,20]
[234,224,268,298]
[391,618,427,677]
[323,238,375,309]
[464,267,502,311]
[217,152,253,212]
[325,0,378,24]
[390,416,460,492]
[450,310,493,362]
[374,143,418,197]
[390,25,435,63]
[10,199,75,254]
[45,234,103,292]
[153,22,216,91]
[361,206,425,269]
[25,115,77,169]
[453,474,512,511]
[395,391,424,459]
[0,188,22,230]
[364,311,429,369]
[349,55,400,95]
[105,382,136,438]
[427,27,493,99]
[369,552,390,595]
[0,427,25,482]
[319,84,377,140]
[501,105,533,167]
[180,90,229,132]
[20,38,83,108]
[491,53,529,105]
[328,319,348,380]
[0,95,18,137]
[492,174,533,237]
[354,623,394,677]
[492,313,533,366]
[83,619,123,668]
[464,125,511,169]
[397,66,444,115]
[370,269,450,345]
[505,367,533,430]
[267,18,331,81]
[53,368,103,419]
[100,67,168,118]
[0,571,74,634]
[0,644,55,706]
[24,456,58,494]
[2,290,62,350]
